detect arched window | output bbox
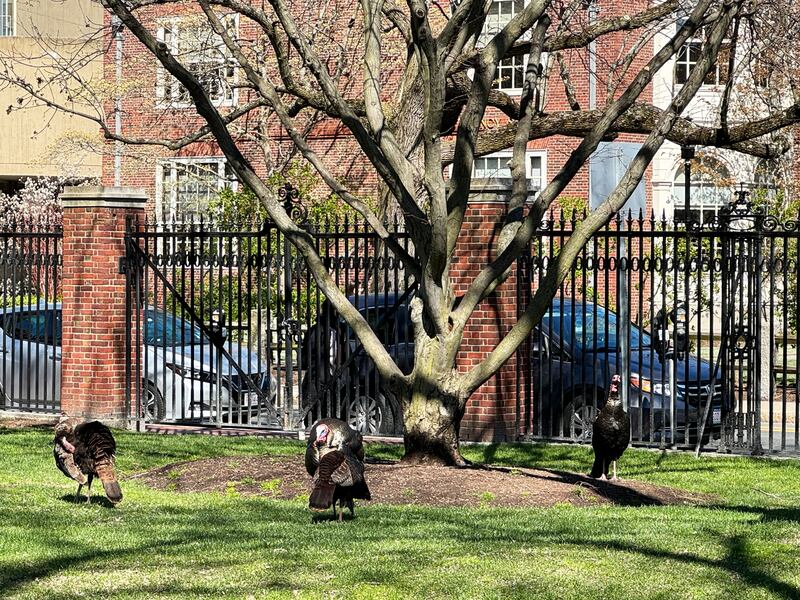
[671,155,733,225]
[754,158,779,201]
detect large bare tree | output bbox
[5,0,800,464]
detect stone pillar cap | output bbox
[61,186,148,209]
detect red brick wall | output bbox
[60,189,146,423]
[452,201,521,441]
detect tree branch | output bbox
[440,102,794,161]
[102,0,408,388]
[451,0,715,330]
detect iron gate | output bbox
[123,206,413,435]
[515,190,800,455]
[0,219,62,414]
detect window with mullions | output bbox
[472,151,546,192]
[156,15,238,107]
[754,158,779,200]
[674,19,730,86]
[671,155,732,226]
[157,158,237,223]
[476,0,539,93]
[0,0,13,36]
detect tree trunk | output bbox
[402,387,465,466]
[399,312,467,466]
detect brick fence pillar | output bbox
[454,179,532,442]
[60,186,147,426]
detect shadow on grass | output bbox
[703,504,800,524]
[590,533,798,599]
[475,464,669,506]
[0,500,309,595]
[471,442,727,477]
[58,493,118,508]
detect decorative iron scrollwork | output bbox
[278,182,308,224]
[718,187,764,232]
[277,317,302,344]
[729,324,754,359]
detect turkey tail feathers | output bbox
[350,479,371,501]
[310,450,347,511]
[96,460,122,504]
[309,482,336,511]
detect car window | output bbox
[341,308,398,345]
[145,311,204,346]
[3,311,62,345]
[543,304,651,352]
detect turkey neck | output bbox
[606,393,624,412]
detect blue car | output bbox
[533,299,725,444]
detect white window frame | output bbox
[473,0,545,95]
[155,14,238,108]
[0,0,15,37]
[673,19,730,88]
[671,157,731,226]
[471,150,547,192]
[156,157,237,223]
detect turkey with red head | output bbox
[53,416,123,505]
[305,418,370,520]
[589,374,630,481]
[304,418,364,476]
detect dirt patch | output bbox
[130,454,712,508]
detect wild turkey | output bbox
[305,418,370,519]
[309,446,371,520]
[589,374,630,481]
[53,416,123,505]
[305,418,364,477]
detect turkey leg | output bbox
[84,474,94,504]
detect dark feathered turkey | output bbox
[305,418,364,477]
[309,446,371,520]
[589,374,630,481]
[305,418,369,519]
[53,416,122,505]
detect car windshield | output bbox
[542,303,652,352]
[144,311,204,346]
[0,310,62,345]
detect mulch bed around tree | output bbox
[130,454,712,509]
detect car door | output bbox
[530,326,574,438]
[0,309,61,410]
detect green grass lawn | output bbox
[2,427,800,600]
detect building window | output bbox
[0,0,14,37]
[674,20,730,86]
[671,155,732,226]
[156,15,238,107]
[472,151,547,191]
[157,158,237,222]
[754,158,779,201]
[475,0,542,93]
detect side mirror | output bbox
[531,334,549,360]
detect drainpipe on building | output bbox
[113,16,123,187]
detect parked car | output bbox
[534,299,725,444]
[300,293,412,435]
[302,293,725,443]
[0,303,276,423]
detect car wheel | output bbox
[562,392,599,442]
[345,391,393,435]
[142,380,165,422]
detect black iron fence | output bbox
[124,212,414,434]
[516,192,800,455]
[0,218,62,413]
